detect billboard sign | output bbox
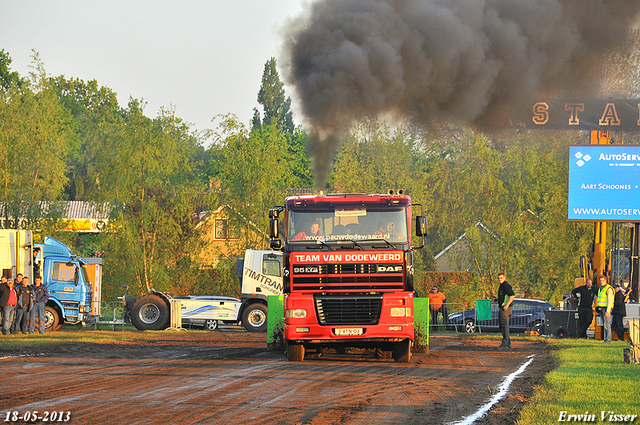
[568,146,640,221]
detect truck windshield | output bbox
[288,207,408,245]
[80,264,91,287]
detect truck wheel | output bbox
[287,342,305,361]
[44,306,60,332]
[393,339,412,363]
[242,303,268,333]
[131,294,170,331]
[204,319,218,331]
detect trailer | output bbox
[124,249,283,332]
[124,290,242,331]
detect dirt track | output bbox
[0,329,554,424]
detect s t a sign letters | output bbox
[528,100,640,131]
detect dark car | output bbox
[447,298,556,334]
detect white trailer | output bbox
[174,295,242,331]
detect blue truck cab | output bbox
[35,236,102,330]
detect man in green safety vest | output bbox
[595,275,614,343]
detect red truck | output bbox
[269,191,427,362]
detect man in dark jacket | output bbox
[13,276,33,334]
[494,272,515,349]
[0,275,18,334]
[571,278,597,338]
[612,284,627,341]
[29,276,49,334]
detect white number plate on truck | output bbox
[334,328,363,336]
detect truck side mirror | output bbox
[415,216,427,237]
[269,218,279,239]
[270,239,281,249]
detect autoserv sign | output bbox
[568,146,640,221]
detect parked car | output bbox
[447,298,556,334]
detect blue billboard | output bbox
[568,146,640,221]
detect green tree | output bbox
[0,50,25,91]
[49,75,123,201]
[253,57,294,134]
[98,102,212,295]
[329,119,418,194]
[0,52,75,228]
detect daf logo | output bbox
[377,265,402,273]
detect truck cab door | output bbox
[44,257,84,300]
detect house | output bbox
[195,204,268,267]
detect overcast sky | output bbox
[0,1,306,137]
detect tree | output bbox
[329,119,418,194]
[0,52,75,228]
[49,75,123,200]
[95,102,213,295]
[253,57,294,134]
[0,50,25,91]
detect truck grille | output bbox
[315,294,383,325]
[291,263,404,292]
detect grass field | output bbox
[518,338,640,424]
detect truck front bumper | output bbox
[284,292,414,343]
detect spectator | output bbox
[29,276,49,334]
[0,275,18,335]
[595,275,614,343]
[13,276,32,334]
[571,278,597,338]
[494,272,515,349]
[33,248,42,278]
[427,286,448,331]
[612,284,627,341]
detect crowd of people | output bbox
[0,273,49,335]
[572,275,631,343]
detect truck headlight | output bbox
[390,307,410,317]
[286,309,307,318]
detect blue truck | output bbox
[0,230,102,331]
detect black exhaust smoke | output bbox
[282,0,640,189]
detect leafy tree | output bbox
[0,50,25,91]
[49,76,123,200]
[253,57,294,134]
[0,52,75,228]
[95,102,213,296]
[210,115,295,248]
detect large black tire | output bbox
[131,294,170,331]
[287,341,305,361]
[393,339,412,363]
[44,306,60,332]
[242,303,268,333]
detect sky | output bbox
[0,1,307,137]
